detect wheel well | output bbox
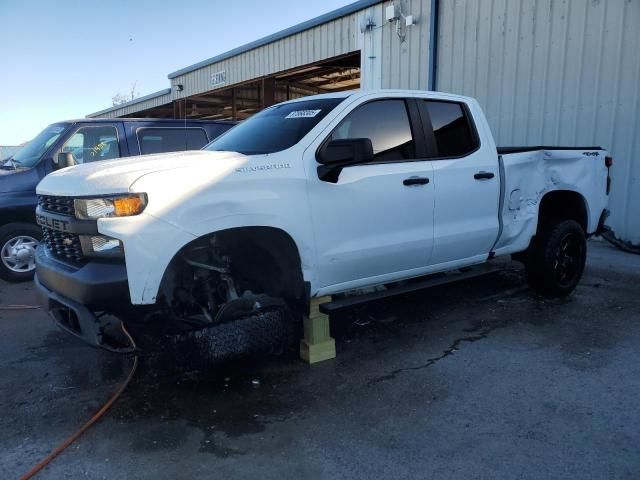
[537,190,588,233]
[164,226,306,311]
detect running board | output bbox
[319,264,503,315]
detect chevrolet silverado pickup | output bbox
[33,90,611,351]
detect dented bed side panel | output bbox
[493,149,609,256]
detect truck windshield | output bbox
[12,123,70,168]
[204,98,345,155]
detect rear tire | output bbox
[525,219,586,297]
[0,222,42,282]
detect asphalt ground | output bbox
[1,240,639,479]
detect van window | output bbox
[61,125,120,164]
[331,99,416,162]
[137,128,208,155]
[424,101,478,157]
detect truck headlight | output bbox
[79,235,124,258]
[74,193,147,220]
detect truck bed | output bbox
[492,146,610,257]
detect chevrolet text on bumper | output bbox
[34,89,611,352]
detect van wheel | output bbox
[0,223,42,282]
[525,220,586,297]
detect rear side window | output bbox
[424,101,478,157]
[331,99,416,162]
[137,128,208,155]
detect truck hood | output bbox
[36,150,247,196]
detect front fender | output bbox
[125,157,315,304]
[99,212,314,305]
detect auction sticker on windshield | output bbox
[285,109,321,119]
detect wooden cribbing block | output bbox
[299,296,336,364]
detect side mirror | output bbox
[316,138,374,183]
[55,152,76,169]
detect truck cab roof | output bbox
[58,118,236,125]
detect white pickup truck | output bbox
[34,90,611,351]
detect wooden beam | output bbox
[231,88,237,121]
[261,77,276,108]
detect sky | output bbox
[0,0,354,145]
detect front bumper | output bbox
[34,245,134,352]
[35,244,129,305]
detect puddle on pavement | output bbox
[108,353,311,456]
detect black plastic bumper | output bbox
[34,244,129,306]
[34,245,134,352]
[35,274,134,352]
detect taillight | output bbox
[605,156,613,168]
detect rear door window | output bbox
[423,100,478,158]
[137,128,209,155]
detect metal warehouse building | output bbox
[89,0,639,244]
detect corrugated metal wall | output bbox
[170,15,361,99]
[360,0,431,90]
[437,0,640,243]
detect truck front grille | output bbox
[38,195,75,215]
[41,227,83,262]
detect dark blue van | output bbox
[0,118,234,281]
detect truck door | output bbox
[306,98,435,291]
[418,99,500,265]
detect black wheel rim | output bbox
[553,233,584,287]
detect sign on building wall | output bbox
[211,71,227,87]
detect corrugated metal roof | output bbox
[167,0,382,79]
[87,88,172,118]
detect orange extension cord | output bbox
[19,323,139,480]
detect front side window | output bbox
[331,99,416,162]
[424,100,477,157]
[137,128,208,155]
[205,98,345,155]
[12,123,70,168]
[61,125,120,164]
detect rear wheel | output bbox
[525,219,586,297]
[0,222,42,282]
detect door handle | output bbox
[474,171,495,180]
[403,176,430,186]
